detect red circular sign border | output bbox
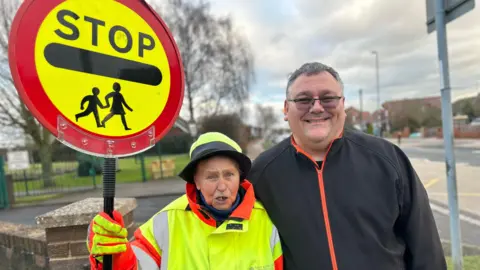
[8,0,184,152]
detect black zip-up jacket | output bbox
[248,129,446,270]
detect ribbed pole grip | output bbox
[102,157,116,270]
[103,158,116,199]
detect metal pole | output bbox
[0,157,10,209]
[359,89,363,129]
[375,53,380,113]
[140,154,146,182]
[434,0,463,268]
[102,157,116,270]
[372,51,381,136]
[158,144,164,179]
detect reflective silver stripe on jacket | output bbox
[132,245,160,270]
[132,211,170,269]
[270,225,280,254]
[153,211,170,270]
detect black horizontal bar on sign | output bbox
[43,43,162,86]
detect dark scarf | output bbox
[198,190,241,223]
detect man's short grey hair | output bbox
[286,62,344,97]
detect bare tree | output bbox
[0,0,55,187]
[256,104,277,138]
[421,106,442,127]
[461,101,476,122]
[199,18,254,118]
[152,0,255,126]
[198,113,249,150]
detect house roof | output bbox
[173,117,189,133]
[382,96,441,109]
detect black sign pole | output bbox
[102,157,116,270]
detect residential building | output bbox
[345,107,372,126]
[382,96,442,132]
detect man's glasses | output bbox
[287,96,343,111]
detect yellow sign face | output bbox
[35,0,171,137]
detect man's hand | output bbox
[87,210,129,264]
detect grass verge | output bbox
[446,256,480,269]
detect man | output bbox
[248,62,446,270]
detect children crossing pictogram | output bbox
[75,82,134,130]
[101,82,133,130]
[75,87,108,127]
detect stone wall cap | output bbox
[0,221,46,241]
[35,197,137,228]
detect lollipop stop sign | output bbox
[8,0,184,268]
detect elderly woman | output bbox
[87,132,283,269]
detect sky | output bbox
[1,0,479,134]
[186,0,480,128]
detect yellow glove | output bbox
[87,210,130,264]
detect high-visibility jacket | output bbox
[128,180,284,270]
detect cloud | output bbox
[201,0,480,118]
[152,0,480,127]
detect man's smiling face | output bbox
[284,71,345,147]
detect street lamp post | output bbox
[371,50,381,136]
[188,121,198,140]
[359,89,363,130]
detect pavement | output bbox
[385,137,480,216]
[409,158,480,218]
[382,137,480,248]
[19,178,186,207]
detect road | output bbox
[402,146,480,166]
[389,138,480,166]
[1,194,479,247]
[392,138,480,247]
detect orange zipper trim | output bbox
[291,136,339,270]
[316,170,337,270]
[318,140,338,270]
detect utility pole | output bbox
[426,0,476,267]
[372,50,381,136]
[359,89,363,129]
[373,52,380,111]
[434,0,462,268]
[425,0,474,268]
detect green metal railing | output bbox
[0,157,10,209]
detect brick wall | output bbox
[0,221,49,270]
[45,224,91,269]
[45,211,136,269]
[432,127,480,139]
[0,197,137,270]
